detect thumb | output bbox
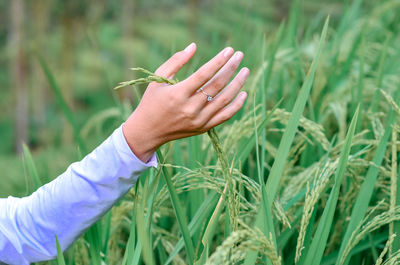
[154,43,196,79]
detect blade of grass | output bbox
[164,192,219,265]
[331,0,362,61]
[336,90,400,265]
[243,16,329,265]
[265,16,329,208]
[55,234,66,265]
[321,233,388,265]
[299,107,359,265]
[368,233,379,261]
[260,21,285,182]
[370,34,391,113]
[393,136,400,253]
[389,127,398,255]
[22,143,42,191]
[295,136,336,262]
[188,136,205,241]
[36,54,87,154]
[253,94,278,265]
[136,180,156,265]
[84,222,102,265]
[284,0,300,47]
[157,150,195,265]
[245,14,329,265]
[122,185,139,265]
[337,95,399,265]
[195,184,228,265]
[102,211,112,258]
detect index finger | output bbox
[180,47,234,94]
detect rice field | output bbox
[9,0,400,264]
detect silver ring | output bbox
[199,87,213,102]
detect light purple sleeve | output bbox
[0,125,157,264]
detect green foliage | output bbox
[55,234,66,265]
[3,0,400,264]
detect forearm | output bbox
[0,125,156,264]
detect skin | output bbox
[122,43,250,162]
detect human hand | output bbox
[122,43,249,162]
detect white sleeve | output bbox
[0,125,157,264]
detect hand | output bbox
[122,43,250,162]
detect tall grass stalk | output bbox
[157,151,195,264]
[389,126,398,256]
[336,89,400,265]
[244,16,329,265]
[299,106,359,265]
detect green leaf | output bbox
[22,143,42,192]
[299,106,359,265]
[55,234,66,265]
[244,16,330,265]
[36,54,87,154]
[265,16,329,207]
[336,90,400,265]
[195,185,228,265]
[157,151,196,265]
[164,192,219,265]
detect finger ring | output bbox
[198,87,213,102]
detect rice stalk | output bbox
[369,111,385,140]
[273,200,291,229]
[339,205,400,265]
[381,90,400,118]
[114,67,177,90]
[295,158,337,263]
[337,89,400,265]
[382,249,400,265]
[300,106,359,265]
[153,165,260,220]
[160,237,186,265]
[244,18,330,265]
[205,226,281,265]
[376,234,397,265]
[207,128,237,230]
[116,66,244,262]
[389,124,398,256]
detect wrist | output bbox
[122,113,162,163]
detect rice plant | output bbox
[20,0,400,264]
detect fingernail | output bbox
[234,51,243,60]
[223,47,234,57]
[241,67,250,77]
[240,91,247,100]
[184,43,195,53]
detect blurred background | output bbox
[0,0,384,197]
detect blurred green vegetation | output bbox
[0,0,343,196]
[3,0,400,264]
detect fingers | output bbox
[200,67,249,119]
[194,51,244,107]
[181,47,235,94]
[203,91,248,129]
[154,43,197,79]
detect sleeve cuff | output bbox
[112,124,158,170]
